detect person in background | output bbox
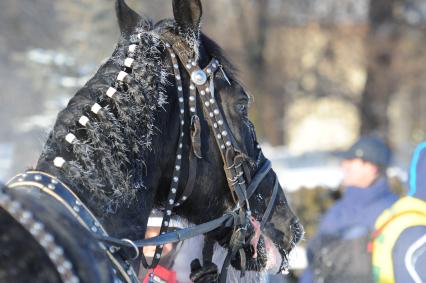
[299,136,398,283]
[370,141,426,283]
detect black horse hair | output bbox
[36,17,239,214]
[38,20,170,213]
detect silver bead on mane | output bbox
[191,70,207,86]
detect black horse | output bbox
[0,0,303,282]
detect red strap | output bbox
[142,265,177,283]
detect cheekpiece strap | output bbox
[164,34,251,210]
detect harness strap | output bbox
[6,171,138,283]
[236,154,252,184]
[96,213,235,248]
[191,115,203,158]
[261,177,279,229]
[0,187,80,283]
[202,236,216,265]
[163,32,252,212]
[141,45,188,270]
[219,214,249,283]
[189,69,202,159]
[246,160,272,199]
[219,249,233,283]
[176,151,198,206]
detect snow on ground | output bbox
[262,144,408,192]
[262,144,344,192]
[0,144,13,183]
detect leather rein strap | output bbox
[3,157,275,281]
[95,159,273,249]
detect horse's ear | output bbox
[172,0,203,32]
[116,0,142,35]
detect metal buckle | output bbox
[122,239,140,260]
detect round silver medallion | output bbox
[191,70,207,85]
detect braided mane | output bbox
[37,22,172,212]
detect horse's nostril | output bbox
[291,218,304,244]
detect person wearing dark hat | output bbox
[299,136,399,283]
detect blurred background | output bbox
[1,0,426,279]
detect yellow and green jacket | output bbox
[370,196,426,283]
[371,141,426,283]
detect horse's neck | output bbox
[35,137,156,239]
[32,33,178,239]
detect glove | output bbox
[190,259,219,283]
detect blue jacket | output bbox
[317,178,398,239]
[392,142,426,283]
[299,177,398,283]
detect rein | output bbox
[96,159,274,249]
[4,159,274,282]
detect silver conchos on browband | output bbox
[191,69,208,85]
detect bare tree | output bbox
[359,0,403,138]
[231,0,289,145]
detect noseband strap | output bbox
[261,177,279,229]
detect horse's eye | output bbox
[236,104,248,116]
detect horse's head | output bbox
[35,0,302,276]
[115,0,303,274]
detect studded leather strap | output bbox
[6,171,139,283]
[169,43,250,209]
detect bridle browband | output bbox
[1,30,282,283]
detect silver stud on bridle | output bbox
[191,70,208,85]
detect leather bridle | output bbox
[133,32,281,281]
[1,31,281,283]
